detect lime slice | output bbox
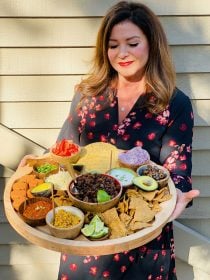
[89,215,104,232]
[81,224,95,237]
[97,189,111,203]
[90,227,109,239]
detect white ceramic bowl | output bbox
[45,205,84,239]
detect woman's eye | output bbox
[129,43,139,47]
[109,45,118,49]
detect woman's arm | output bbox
[159,90,199,220]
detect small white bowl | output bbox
[45,206,84,239]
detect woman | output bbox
[56,2,199,279]
[17,1,198,279]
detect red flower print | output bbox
[61,254,67,262]
[103,271,110,278]
[179,123,187,131]
[145,112,152,119]
[129,255,135,262]
[153,253,158,261]
[89,121,96,127]
[160,265,165,272]
[122,134,130,141]
[69,263,77,271]
[139,246,147,253]
[100,135,107,142]
[87,132,94,140]
[180,163,187,170]
[121,266,127,273]
[168,140,176,146]
[61,274,68,280]
[161,250,166,256]
[180,155,186,161]
[112,124,118,131]
[104,113,110,120]
[148,275,152,280]
[89,113,96,119]
[83,256,92,264]
[133,122,142,129]
[96,104,102,111]
[147,133,156,140]
[80,118,87,126]
[94,256,100,260]
[89,266,97,276]
[113,254,120,261]
[99,95,105,101]
[135,140,143,147]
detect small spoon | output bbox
[70,185,79,195]
[51,184,56,225]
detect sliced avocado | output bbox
[31,182,52,197]
[133,176,158,191]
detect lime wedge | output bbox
[97,190,111,203]
[81,224,95,237]
[90,227,109,239]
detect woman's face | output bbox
[107,20,149,81]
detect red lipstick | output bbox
[118,61,133,66]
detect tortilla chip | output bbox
[109,220,127,239]
[101,208,119,225]
[129,196,145,209]
[129,220,152,231]
[133,205,155,223]
[101,208,127,238]
[138,189,158,201]
[119,212,132,226]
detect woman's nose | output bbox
[118,45,128,58]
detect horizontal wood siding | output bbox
[1,0,210,16]
[1,46,210,75]
[1,17,210,47]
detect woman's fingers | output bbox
[184,189,200,201]
[18,154,37,167]
[169,189,200,222]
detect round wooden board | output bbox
[4,165,177,256]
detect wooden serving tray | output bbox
[4,165,177,256]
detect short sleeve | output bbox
[159,90,194,194]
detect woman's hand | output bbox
[18,154,37,168]
[169,188,200,221]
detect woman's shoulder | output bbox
[170,88,191,107]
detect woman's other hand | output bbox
[18,154,37,168]
[169,188,200,221]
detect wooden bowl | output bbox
[136,163,170,188]
[32,158,59,179]
[45,205,84,239]
[18,197,52,227]
[68,173,122,213]
[50,141,81,165]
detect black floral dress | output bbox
[57,88,193,280]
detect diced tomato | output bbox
[52,139,79,156]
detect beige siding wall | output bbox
[1,0,210,279]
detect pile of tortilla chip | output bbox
[77,142,121,173]
[100,187,172,239]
